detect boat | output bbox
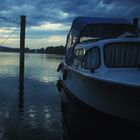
[57,17,140,135]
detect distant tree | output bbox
[0,45,66,54]
[46,45,66,55]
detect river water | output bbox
[0,52,64,140]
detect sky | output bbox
[0,0,140,49]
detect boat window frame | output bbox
[66,29,79,48]
[66,31,73,49]
[104,42,140,68]
[73,48,85,67]
[65,29,79,65]
[81,46,101,69]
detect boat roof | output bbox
[71,17,131,32]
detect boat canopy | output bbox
[67,17,132,48]
[65,17,133,65]
[71,17,131,33]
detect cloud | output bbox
[102,0,140,5]
[26,35,66,49]
[30,22,70,31]
[0,0,140,48]
[27,22,69,41]
[44,35,66,45]
[0,27,20,47]
[0,0,139,26]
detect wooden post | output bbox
[19,15,26,93]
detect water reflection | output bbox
[19,52,24,115]
[25,54,64,82]
[0,53,64,140]
[18,90,24,115]
[0,79,63,140]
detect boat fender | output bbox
[57,62,63,72]
[138,64,140,70]
[63,69,68,80]
[90,68,95,73]
[56,80,62,92]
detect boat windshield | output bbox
[80,24,140,42]
[104,43,140,67]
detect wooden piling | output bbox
[19,15,26,92]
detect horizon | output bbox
[0,43,65,50]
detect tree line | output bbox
[0,45,66,55]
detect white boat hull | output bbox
[58,66,140,123]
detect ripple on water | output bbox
[0,77,63,140]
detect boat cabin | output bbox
[65,17,140,70]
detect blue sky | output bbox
[0,0,140,49]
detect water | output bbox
[0,52,64,140]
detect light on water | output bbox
[0,52,64,140]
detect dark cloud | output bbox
[102,0,140,5]
[0,0,139,48]
[0,0,139,27]
[0,0,139,29]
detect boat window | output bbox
[65,29,78,65]
[82,47,100,69]
[80,24,140,43]
[66,31,73,48]
[73,49,84,67]
[104,43,140,67]
[66,30,78,49]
